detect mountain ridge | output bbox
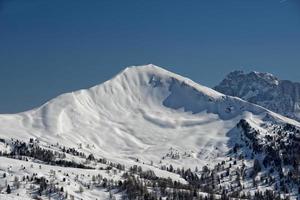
[215,70,300,121]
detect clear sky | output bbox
[0,0,300,113]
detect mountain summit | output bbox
[215,70,300,121]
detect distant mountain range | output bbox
[215,70,300,122]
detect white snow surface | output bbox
[0,64,299,169]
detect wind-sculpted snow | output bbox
[163,77,266,120]
[0,64,299,169]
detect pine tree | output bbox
[253,159,261,175]
[6,185,11,194]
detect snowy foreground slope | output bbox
[0,64,300,199]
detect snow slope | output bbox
[0,64,299,169]
[0,156,124,200]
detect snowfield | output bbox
[0,64,300,199]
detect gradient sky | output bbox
[0,0,300,113]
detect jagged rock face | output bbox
[214,71,300,121]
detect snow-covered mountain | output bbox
[0,65,297,168]
[214,70,300,121]
[1,65,300,199]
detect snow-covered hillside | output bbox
[0,65,299,168]
[1,64,300,199]
[0,64,297,169]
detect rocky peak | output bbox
[215,70,300,121]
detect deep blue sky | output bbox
[0,0,300,113]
